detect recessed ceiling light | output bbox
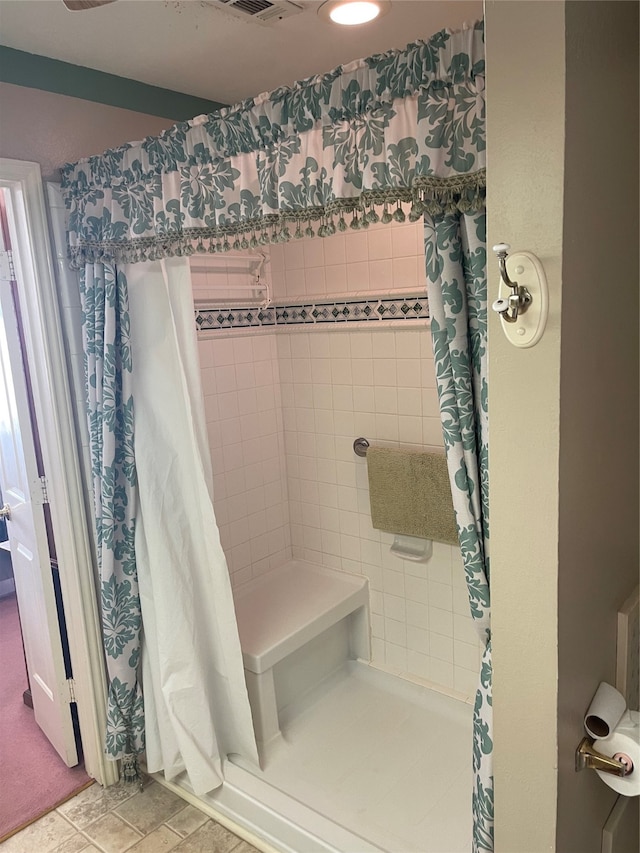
[318,1,391,27]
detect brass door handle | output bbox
[0,503,11,521]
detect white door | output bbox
[0,275,78,767]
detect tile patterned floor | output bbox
[1,778,260,853]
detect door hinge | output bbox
[67,678,77,703]
[0,249,16,282]
[40,475,49,504]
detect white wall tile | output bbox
[429,607,454,638]
[308,355,332,385]
[407,625,430,655]
[397,387,422,417]
[352,359,374,386]
[423,417,444,448]
[374,331,396,359]
[374,387,398,415]
[406,600,429,628]
[385,618,407,647]
[323,234,347,266]
[331,359,352,385]
[233,337,254,364]
[283,240,305,271]
[385,643,408,671]
[384,593,406,622]
[429,581,454,611]
[367,228,393,261]
[345,231,369,264]
[396,331,421,359]
[200,332,290,583]
[454,612,480,646]
[197,222,484,692]
[454,665,478,698]
[305,265,327,295]
[303,238,325,269]
[346,261,370,291]
[405,576,428,605]
[454,639,481,672]
[391,226,418,259]
[430,658,454,690]
[396,358,421,388]
[398,415,422,445]
[368,258,394,291]
[285,269,306,295]
[452,583,471,616]
[392,256,419,290]
[373,359,396,386]
[407,650,431,680]
[325,264,348,293]
[374,413,399,441]
[430,632,454,663]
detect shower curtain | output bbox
[62,17,490,845]
[424,212,492,852]
[127,257,259,791]
[79,262,144,780]
[79,257,258,793]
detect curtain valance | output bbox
[61,21,485,268]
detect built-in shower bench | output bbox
[233,560,370,748]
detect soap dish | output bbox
[390,534,433,563]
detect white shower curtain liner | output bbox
[127,257,259,794]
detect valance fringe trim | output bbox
[67,172,485,269]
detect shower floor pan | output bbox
[157,659,473,852]
[229,661,473,853]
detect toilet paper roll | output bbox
[595,723,640,796]
[584,681,626,739]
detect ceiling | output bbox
[0,0,483,105]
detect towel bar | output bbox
[353,437,369,458]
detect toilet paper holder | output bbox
[575,737,632,777]
[576,681,636,779]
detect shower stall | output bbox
[184,217,482,852]
[52,198,481,851]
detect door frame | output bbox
[0,158,115,786]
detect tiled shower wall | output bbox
[197,216,483,700]
[268,212,426,299]
[197,333,291,587]
[277,327,481,699]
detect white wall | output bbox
[0,83,172,180]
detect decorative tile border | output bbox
[195,305,276,331]
[196,293,429,332]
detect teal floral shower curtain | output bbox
[62,19,489,832]
[79,262,144,779]
[424,211,492,853]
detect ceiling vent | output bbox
[206,0,304,24]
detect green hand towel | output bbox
[367,446,458,546]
